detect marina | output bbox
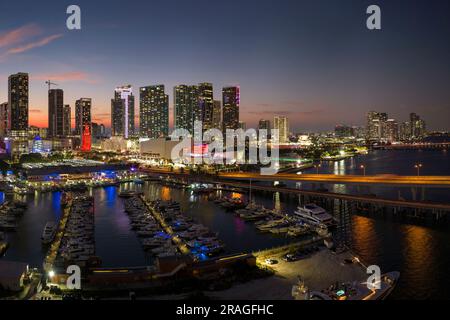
[0,150,449,299]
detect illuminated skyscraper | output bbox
[335,124,353,138]
[140,85,169,139]
[0,102,8,137]
[48,89,64,138]
[385,119,399,142]
[8,72,29,136]
[174,85,199,133]
[63,104,71,136]
[274,116,289,143]
[410,113,426,138]
[111,85,135,138]
[222,86,240,133]
[212,100,222,130]
[198,83,214,130]
[258,119,270,131]
[366,111,388,141]
[75,98,92,151]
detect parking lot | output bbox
[212,246,368,300]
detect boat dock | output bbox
[140,195,191,255]
[43,194,96,273]
[43,197,72,272]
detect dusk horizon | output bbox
[1,0,450,307]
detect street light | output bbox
[414,163,423,176]
[360,164,366,176]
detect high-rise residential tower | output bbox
[63,104,71,136]
[75,98,92,151]
[274,116,289,143]
[48,89,64,138]
[410,113,426,138]
[258,119,271,131]
[0,102,8,137]
[111,85,135,138]
[140,85,169,139]
[8,72,29,136]
[222,86,240,133]
[174,85,199,133]
[366,111,388,141]
[212,100,222,130]
[198,83,214,130]
[385,119,399,143]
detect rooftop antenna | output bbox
[45,80,58,91]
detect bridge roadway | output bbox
[218,172,450,187]
[215,180,450,211]
[141,168,450,211]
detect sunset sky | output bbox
[0,0,449,132]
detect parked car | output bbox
[265,258,278,265]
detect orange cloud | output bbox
[32,71,98,84]
[7,34,62,54]
[0,24,41,48]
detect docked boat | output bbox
[41,222,58,245]
[61,192,72,207]
[256,218,287,232]
[295,272,400,300]
[119,191,136,198]
[294,204,335,226]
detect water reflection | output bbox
[273,192,281,213]
[161,186,171,201]
[351,215,381,263]
[333,160,346,175]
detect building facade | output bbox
[174,85,199,134]
[366,111,388,141]
[198,83,214,130]
[212,100,222,131]
[274,116,289,143]
[0,102,8,137]
[140,85,169,139]
[75,98,92,151]
[258,119,270,131]
[8,72,29,136]
[48,89,64,138]
[111,85,135,138]
[222,86,240,133]
[385,119,399,143]
[63,104,71,136]
[410,113,426,138]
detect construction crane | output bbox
[45,80,58,91]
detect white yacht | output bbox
[41,222,57,245]
[295,272,400,300]
[294,204,335,226]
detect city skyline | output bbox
[0,75,440,135]
[1,0,449,131]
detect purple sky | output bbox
[0,0,449,132]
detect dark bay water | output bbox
[1,150,449,299]
[290,149,450,203]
